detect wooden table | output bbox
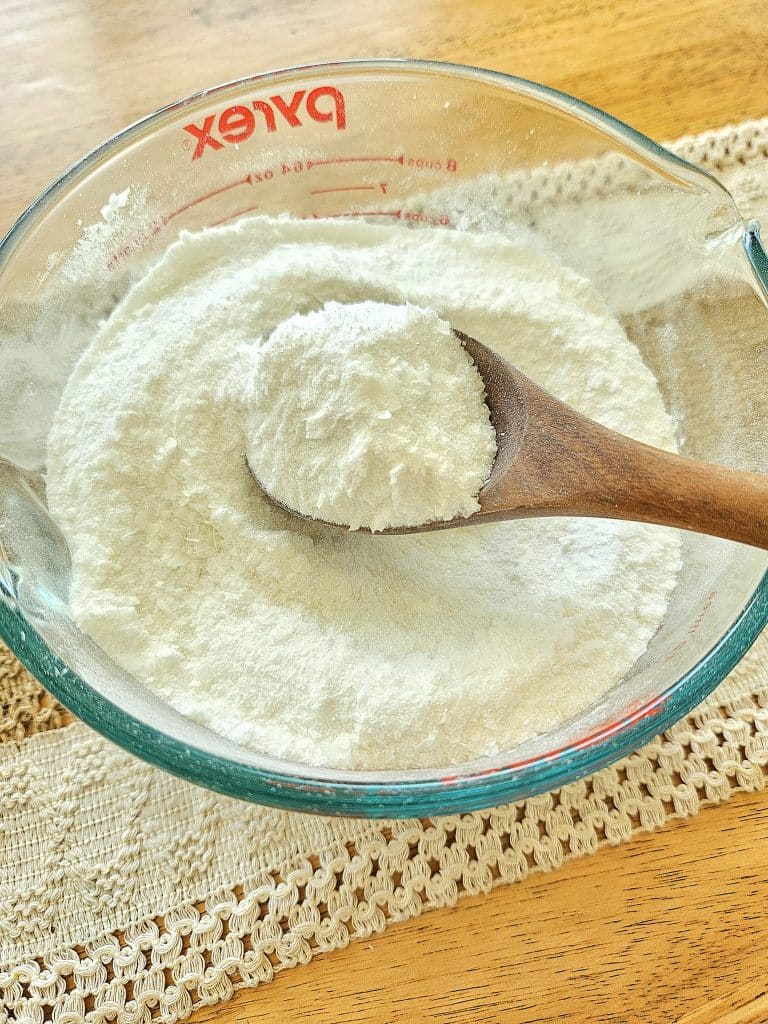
[2,2,767,1021]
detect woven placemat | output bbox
[2,117,768,1024]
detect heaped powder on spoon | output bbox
[46,216,682,770]
[246,301,497,531]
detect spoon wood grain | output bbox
[262,330,768,548]
[380,330,768,546]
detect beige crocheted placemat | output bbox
[2,117,768,1024]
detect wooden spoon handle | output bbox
[483,373,768,549]
[555,427,768,549]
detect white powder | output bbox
[46,215,682,771]
[99,187,131,225]
[246,301,496,531]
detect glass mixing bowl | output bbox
[1,60,767,817]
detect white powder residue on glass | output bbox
[246,301,496,531]
[2,189,149,472]
[46,216,682,770]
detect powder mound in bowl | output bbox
[46,216,682,771]
[246,301,497,531]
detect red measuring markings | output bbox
[306,154,404,170]
[405,156,458,173]
[208,204,262,229]
[163,174,253,224]
[107,174,255,270]
[309,185,380,196]
[314,210,402,220]
[404,210,451,226]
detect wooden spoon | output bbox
[264,329,768,547]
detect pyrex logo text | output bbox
[183,86,346,160]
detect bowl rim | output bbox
[1,57,767,818]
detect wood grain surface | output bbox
[193,792,768,1024]
[1,2,767,1022]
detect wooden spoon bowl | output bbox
[259,330,768,548]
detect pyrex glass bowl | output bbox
[1,60,768,818]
